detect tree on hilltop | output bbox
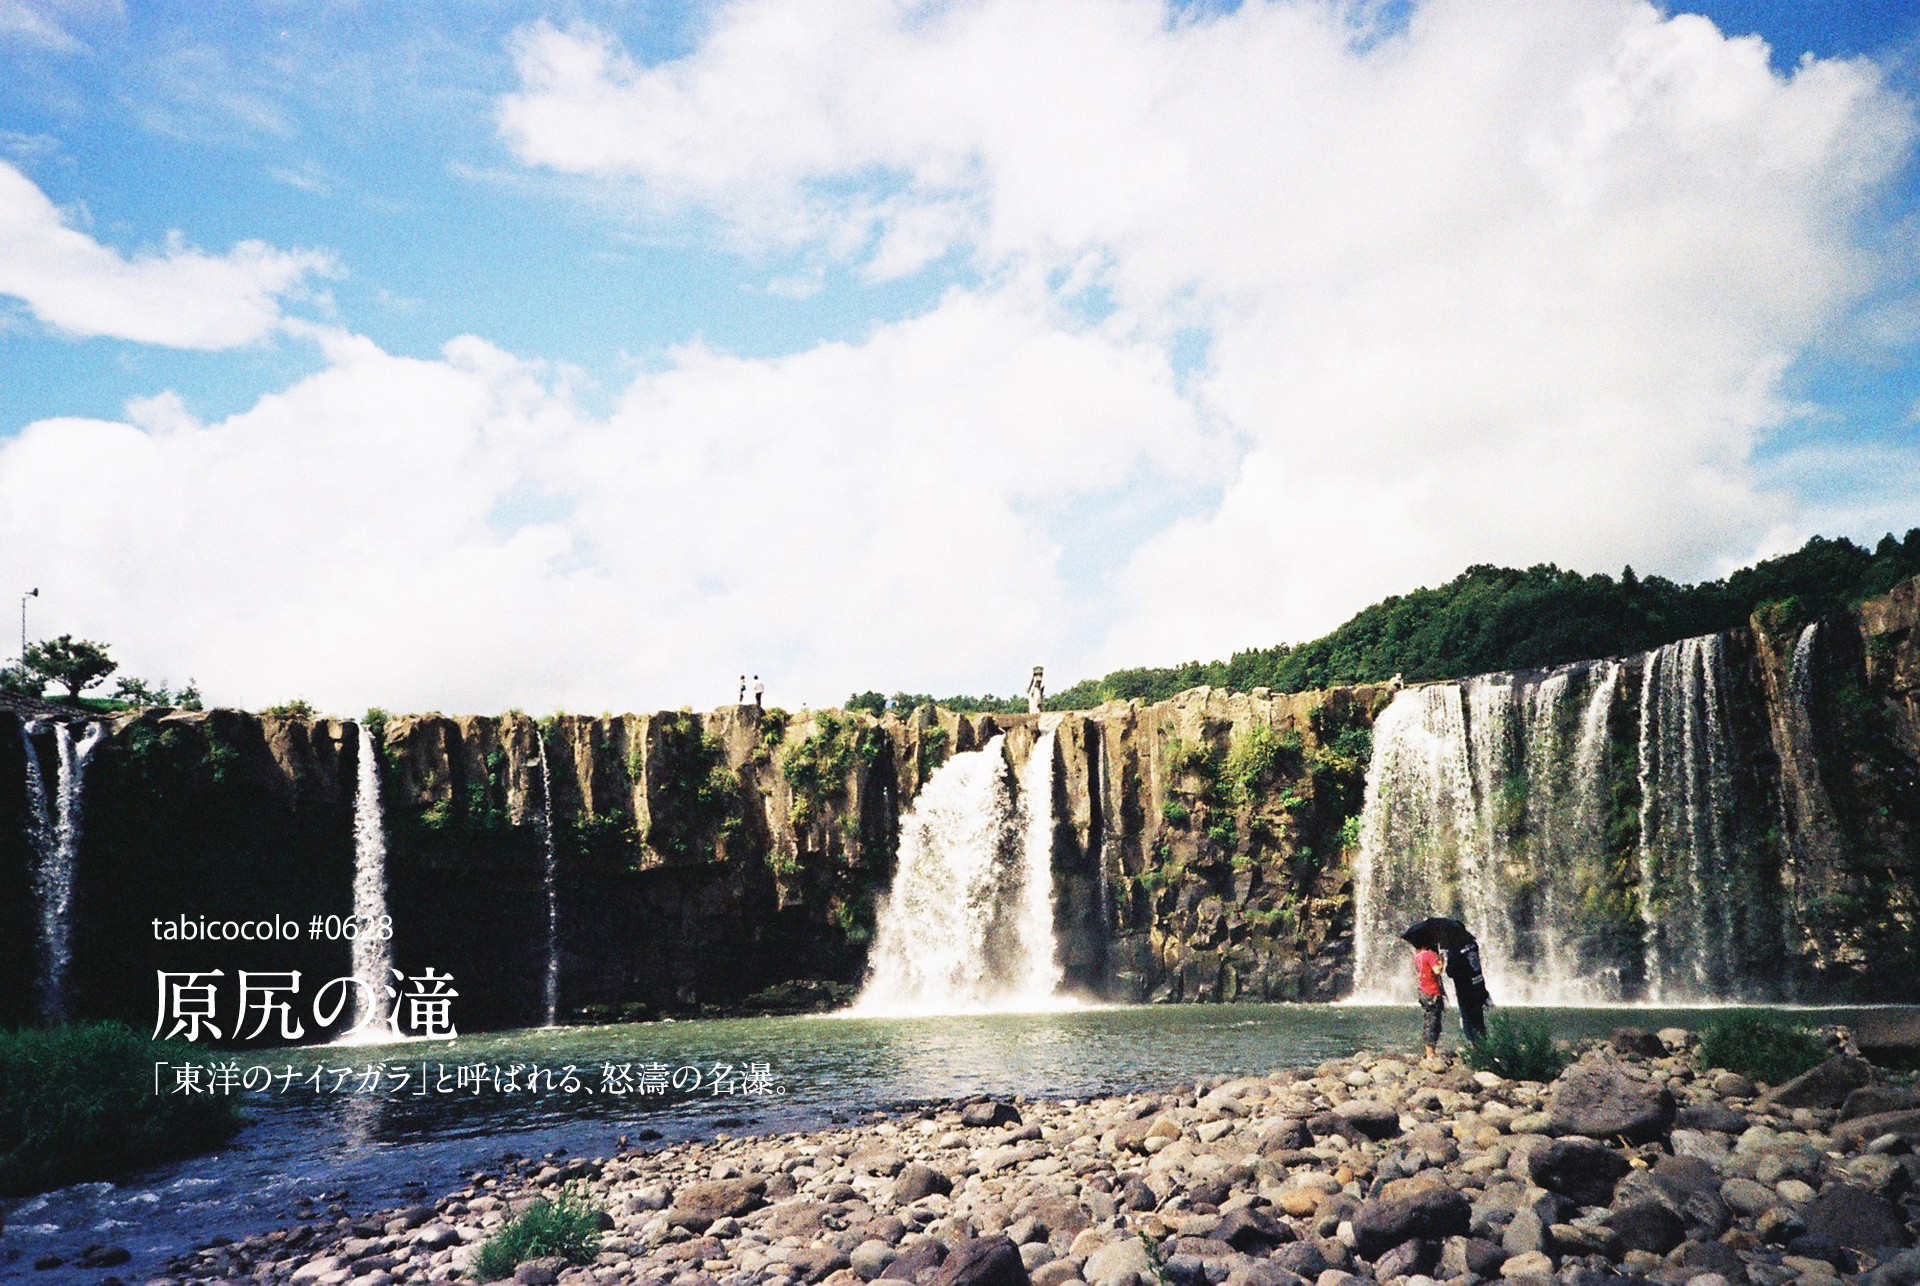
[23,635,117,701]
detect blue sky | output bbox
[2,0,1919,713]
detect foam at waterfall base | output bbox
[845,732,1071,1017]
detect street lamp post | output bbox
[20,587,37,661]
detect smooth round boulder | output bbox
[1546,1058,1675,1143]
[1528,1139,1631,1207]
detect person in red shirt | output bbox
[1414,944,1445,1057]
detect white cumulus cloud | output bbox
[0,291,1208,712]
[499,0,1919,674]
[0,160,333,348]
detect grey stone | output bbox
[1330,1099,1401,1141]
[1758,1055,1872,1111]
[1852,1010,1920,1064]
[1611,1028,1667,1059]
[1803,1184,1910,1252]
[961,1102,1023,1128]
[668,1177,768,1231]
[1350,1183,1470,1259]
[1546,1058,1675,1144]
[1212,1208,1292,1252]
[1270,1243,1330,1278]
[1501,1209,1544,1257]
[1438,1235,1504,1279]
[1602,1201,1686,1255]
[1712,1072,1758,1098]
[1372,1239,1438,1280]
[1720,1177,1775,1217]
[935,1238,1031,1286]
[790,1245,855,1283]
[1861,1247,1920,1286]
[1842,1086,1920,1122]
[880,1240,950,1281]
[1528,1139,1631,1207]
[514,1258,567,1286]
[894,1164,954,1204]
[854,1240,901,1279]
[1083,1238,1152,1286]
[1675,1101,1749,1134]
[1547,1221,1617,1257]
[1833,1109,1920,1152]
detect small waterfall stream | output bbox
[535,735,560,1027]
[349,723,396,1035]
[850,732,1067,1015]
[21,719,103,1022]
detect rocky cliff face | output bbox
[1756,581,1920,990]
[4,576,1917,1038]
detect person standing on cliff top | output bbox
[752,675,764,708]
[738,675,747,704]
[1414,941,1445,1058]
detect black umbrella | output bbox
[1399,916,1474,950]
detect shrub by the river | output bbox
[0,1021,243,1196]
[470,1191,605,1281]
[1462,1011,1571,1082]
[1698,1013,1827,1085]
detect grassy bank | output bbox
[0,1021,243,1195]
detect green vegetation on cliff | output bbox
[1035,530,1920,707]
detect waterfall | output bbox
[349,723,396,1035]
[1777,621,1842,953]
[1014,729,1061,999]
[849,733,1068,1016]
[21,720,102,1022]
[1637,635,1734,1000]
[1350,662,1627,1004]
[535,734,560,1027]
[1351,684,1475,1001]
[1785,623,1821,774]
[1636,634,1778,1000]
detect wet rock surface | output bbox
[139,1028,1919,1286]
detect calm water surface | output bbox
[1,1003,1888,1282]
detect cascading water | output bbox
[1636,634,1779,1000]
[1350,628,1786,1005]
[849,733,1067,1016]
[1776,621,1843,953]
[21,719,102,1022]
[534,735,560,1027]
[1352,684,1474,1002]
[1014,728,1062,1000]
[1350,662,1626,1004]
[20,723,56,1019]
[349,723,396,1036]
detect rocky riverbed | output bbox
[131,1027,1920,1286]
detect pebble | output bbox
[153,1026,1918,1286]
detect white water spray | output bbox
[350,723,395,1035]
[850,733,1068,1016]
[21,720,102,1022]
[535,734,560,1026]
[1350,662,1628,1004]
[1014,729,1061,1000]
[1635,634,1778,1001]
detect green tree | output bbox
[0,663,42,698]
[112,676,201,709]
[845,691,887,716]
[22,635,117,701]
